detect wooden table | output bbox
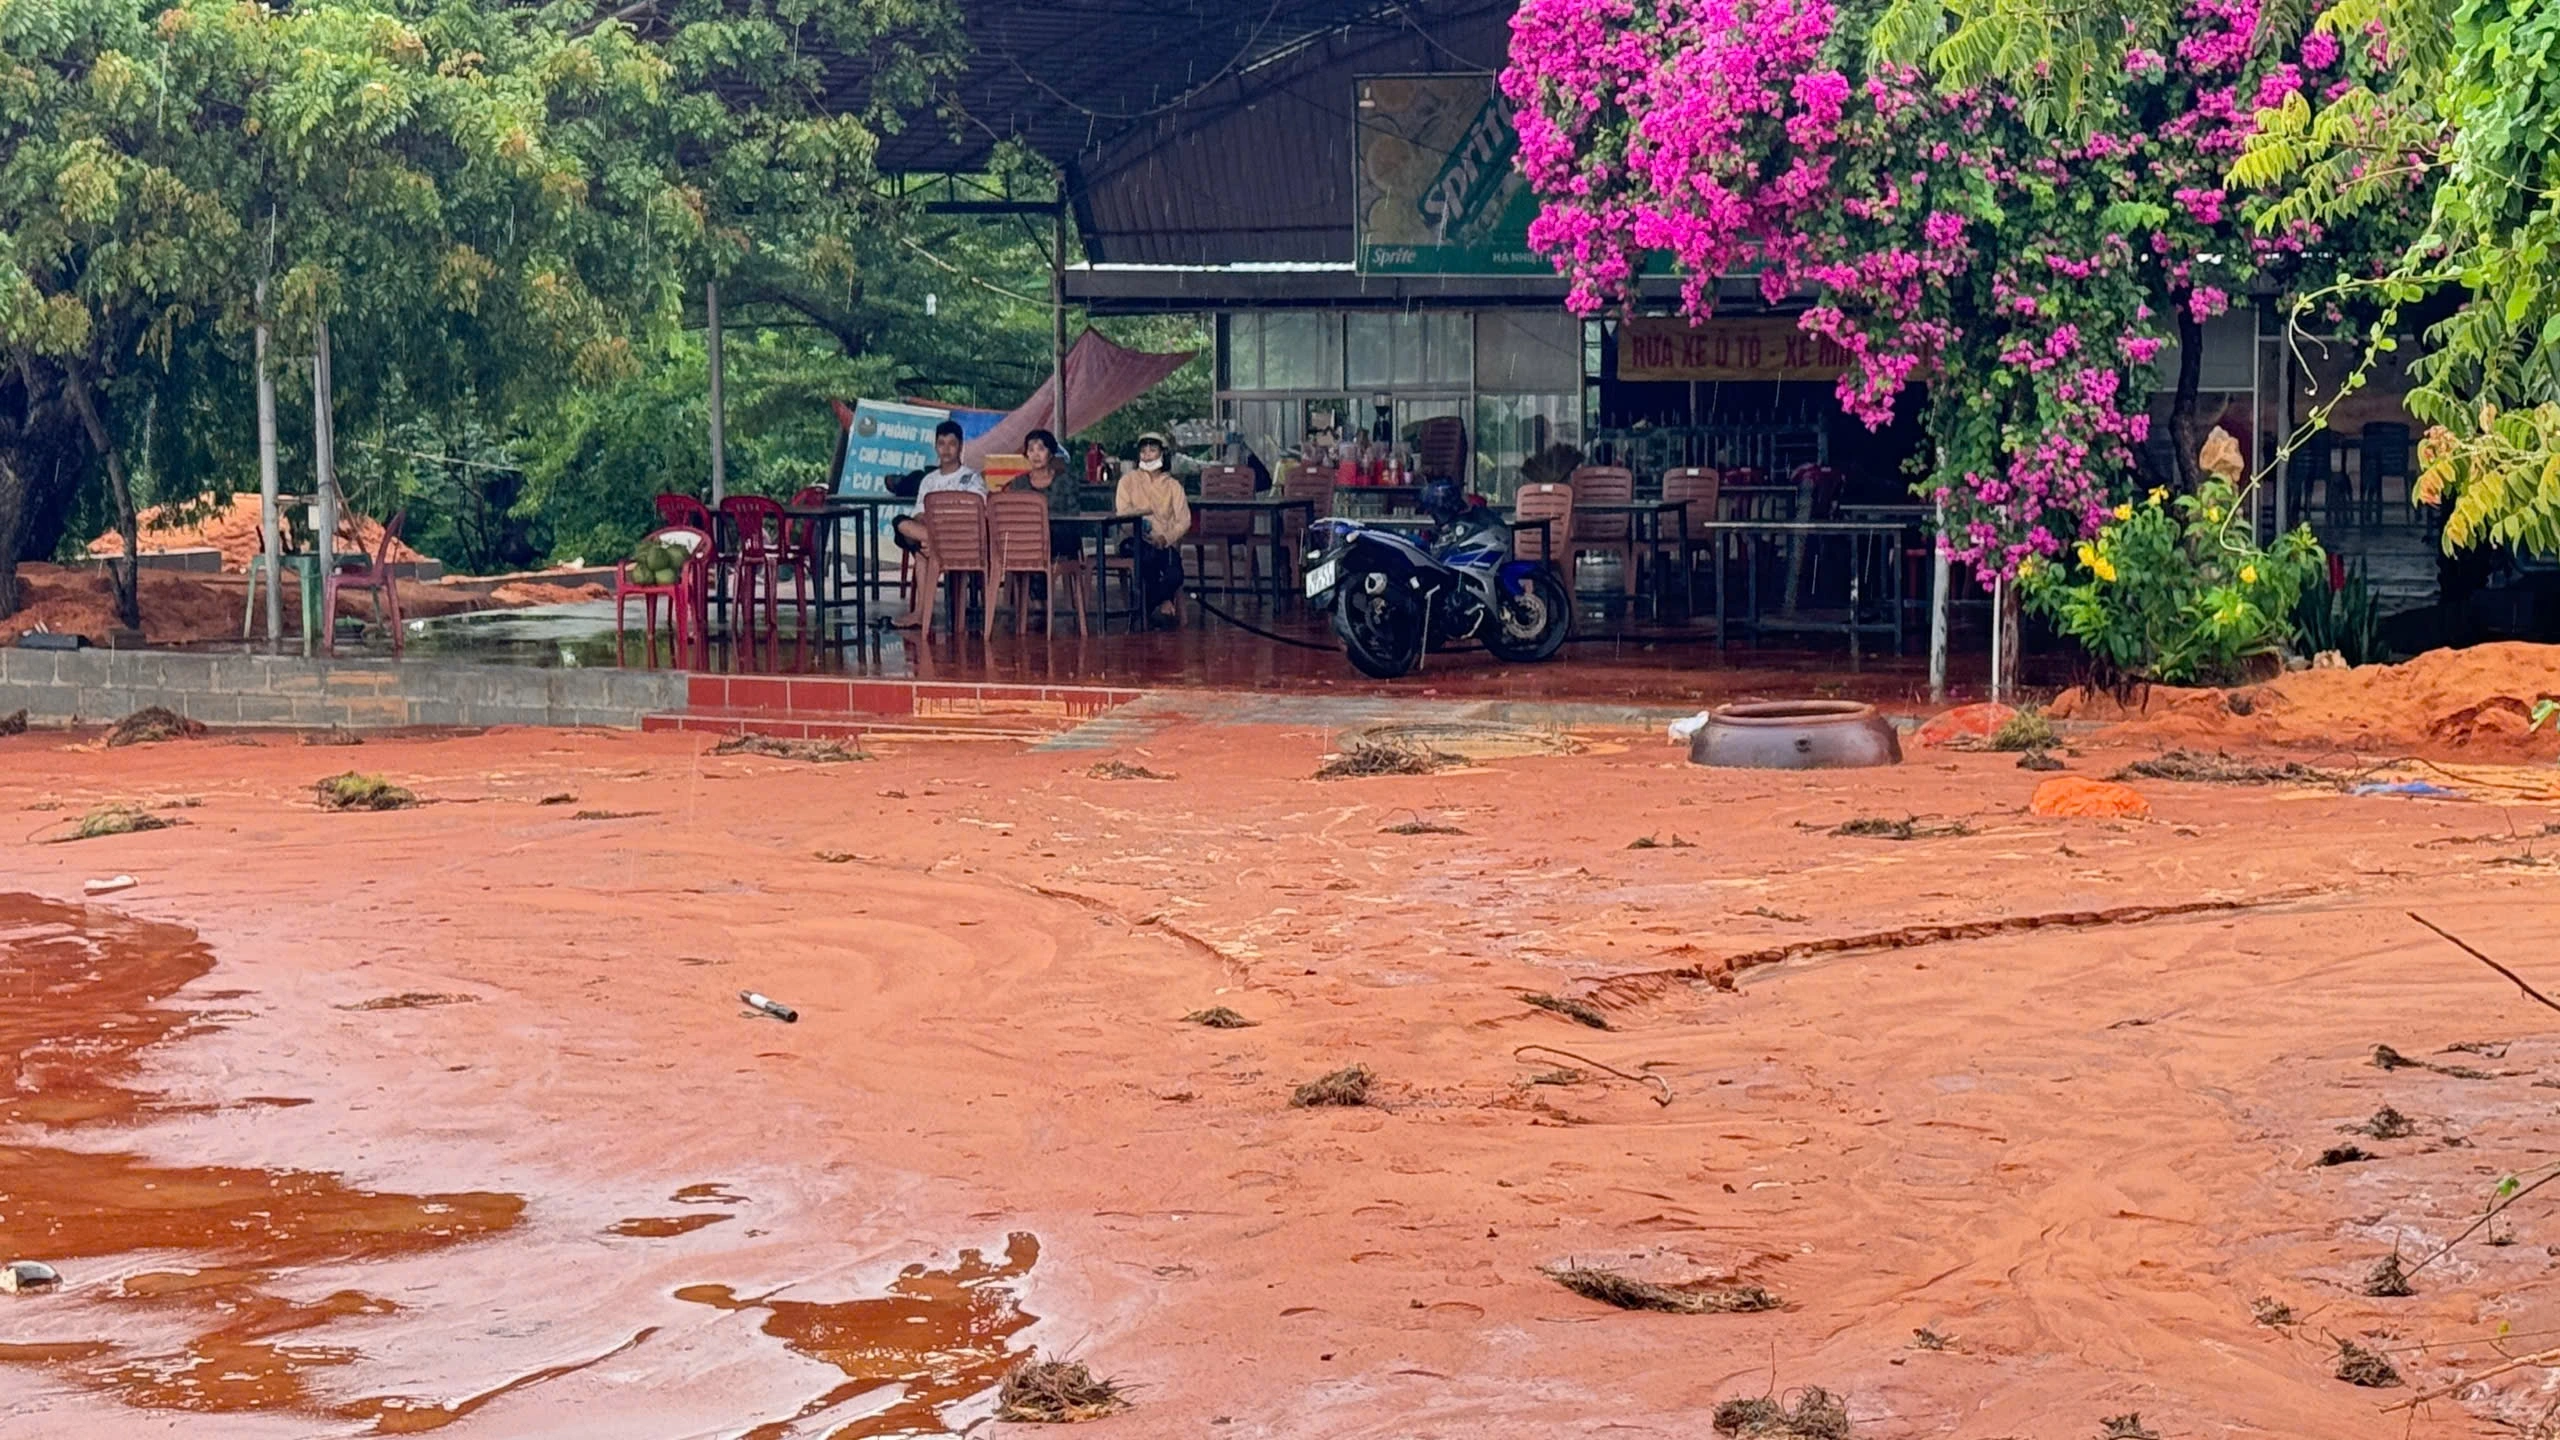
[1690,518,1912,660]
[1188,495,1318,608]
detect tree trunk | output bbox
[62,362,142,631]
[0,451,24,619]
[2169,304,2206,493]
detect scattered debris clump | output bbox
[1909,1327,1950,1351]
[571,810,649,821]
[0,708,26,737]
[1182,1007,1257,1029]
[1521,992,1612,1030]
[59,804,175,842]
[314,772,417,811]
[1985,709,2056,752]
[2352,1106,2417,1140]
[2362,1253,2413,1297]
[2249,1295,2295,1327]
[2114,750,2340,785]
[1710,1387,1850,1438]
[538,792,576,806]
[106,706,205,747]
[1381,817,1466,835]
[1086,760,1173,781]
[2317,1144,2373,1167]
[2017,750,2066,771]
[994,1352,1126,1423]
[1831,815,1973,841]
[2334,1339,2403,1387]
[302,726,363,747]
[1547,1265,1779,1314]
[339,992,478,1011]
[1314,741,1453,780]
[712,734,866,763]
[1627,833,1696,849]
[2373,1043,2491,1079]
[1290,1065,1373,1107]
[2099,1416,2162,1440]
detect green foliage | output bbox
[2290,558,2385,666]
[1867,0,2181,135]
[2237,0,2560,558]
[2021,480,2326,685]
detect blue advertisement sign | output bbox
[835,399,949,574]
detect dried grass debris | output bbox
[1830,815,1972,841]
[1086,760,1173,781]
[2335,1339,2403,1387]
[1289,1065,1373,1107]
[2250,1295,2296,1327]
[1314,741,1453,780]
[314,772,417,811]
[994,1352,1125,1423]
[2362,1253,2413,1297]
[1520,992,1612,1030]
[1710,1387,1849,1438]
[2353,1106,2417,1140]
[2115,750,2340,785]
[1182,1007,1256,1029]
[106,706,204,747]
[712,733,866,763]
[1547,1265,1779,1315]
[0,708,26,737]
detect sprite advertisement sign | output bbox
[1354,75,1546,277]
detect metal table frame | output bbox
[1046,510,1149,633]
[1689,518,1912,659]
[1188,496,1318,609]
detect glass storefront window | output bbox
[1475,393,1582,501]
[1224,312,1345,393]
[1346,313,1471,388]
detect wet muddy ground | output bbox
[3,714,2558,1437]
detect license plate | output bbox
[1303,558,1338,598]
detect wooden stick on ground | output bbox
[1514,1045,1673,1106]
[2384,1345,2560,1411]
[2408,912,2560,1015]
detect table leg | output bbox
[1090,529,1110,634]
[1713,539,1728,647]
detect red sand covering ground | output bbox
[87,492,425,571]
[2052,642,2560,761]
[1,564,605,647]
[4,702,2560,1437]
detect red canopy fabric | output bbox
[962,328,1197,465]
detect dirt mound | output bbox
[88,493,423,572]
[1911,702,2017,748]
[0,564,245,647]
[2050,643,2560,761]
[2030,775,2150,818]
[487,580,608,607]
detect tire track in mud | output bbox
[1584,885,2343,1007]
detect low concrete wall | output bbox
[0,647,684,730]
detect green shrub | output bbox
[2021,479,2322,686]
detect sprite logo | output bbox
[1416,93,1519,245]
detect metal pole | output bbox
[1928,494,1949,703]
[254,281,281,649]
[311,319,335,659]
[1051,201,1069,442]
[1989,573,2005,703]
[706,279,727,505]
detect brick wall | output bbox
[0,648,684,730]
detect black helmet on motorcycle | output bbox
[1417,476,1468,524]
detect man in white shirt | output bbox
[891,418,986,629]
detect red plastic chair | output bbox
[614,524,712,667]
[655,493,714,532]
[718,494,796,648]
[783,485,831,636]
[320,508,408,657]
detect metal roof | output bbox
[882,0,1520,268]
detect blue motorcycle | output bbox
[1301,483,1573,680]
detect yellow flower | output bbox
[2147,487,2167,506]
[2114,502,2134,521]
[2075,541,2098,570]
[2205,505,2223,523]
[2091,555,2118,583]
[2240,563,2259,585]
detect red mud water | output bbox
[0,895,1045,1437]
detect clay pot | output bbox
[1689,700,1902,770]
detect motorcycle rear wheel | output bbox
[1482,567,1573,663]
[1333,569,1425,679]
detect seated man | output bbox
[1115,432,1191,628]
[891,418,987,629]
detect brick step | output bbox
[641,708,1067,743]
[684,674,1142,725]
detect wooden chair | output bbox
[1278,462,1337,584]
[1661,466,1722,613]
[1511,482,1573,585]
[920,490,993,638]
[1415,416,1468,483]
[2361,422,2412,524]
[1189,464,1256,595]
[1566,464,1639,597]
[991,490,1084,635]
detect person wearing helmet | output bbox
[1115,433,1190,627]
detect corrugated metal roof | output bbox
[877,0,1518,267]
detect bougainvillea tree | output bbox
[1500,0,2367,588]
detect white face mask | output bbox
[1138,455,1163,471]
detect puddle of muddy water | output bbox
[0,895,1052,1438]
[679,1232,1042,1439]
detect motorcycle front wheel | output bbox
[1482,566,1573,663]
[1333,569,1425,679]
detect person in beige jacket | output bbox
[1115,433,1191,627]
